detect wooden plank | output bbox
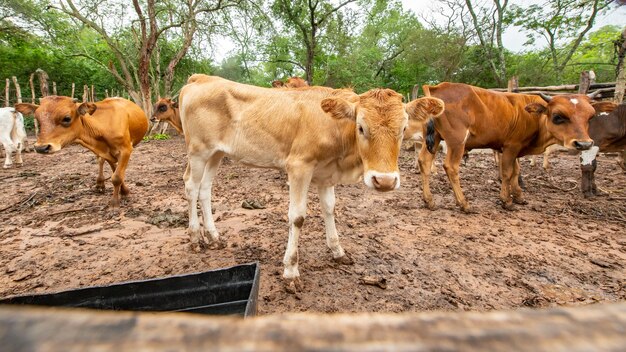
[0,303,625,351]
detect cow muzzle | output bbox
[34,144,53,154]
[573,140,594,151]
[150,116,157,122]
[364,170,400,192]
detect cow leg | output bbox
[318,185,352,265]
[14,139,23,167]
[185,153,210,251]
[283,164,313,293]
[580,146,599,198]
[96,157,106,193]
[529,155,536,167]
[511,158,527,205]
[499,149,518,210]
[542,149,551,171]
[198,154,224,249]
[414,142,421,173]
[2,140,15,168]
[443,145,471,213]
[618,150,626,171]
[418,141,438,210]
[109,148,132,207]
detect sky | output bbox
[401,0,626,52]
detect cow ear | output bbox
[525,103,547,116]
[321,97,356,120]
[78,102,97,116]
[172,101,179,109]
[406,97,444,122]
[14,103,39,116]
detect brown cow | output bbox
[419,83,597,212]
[271,77,309,88]
[151,98,182,134]
[578,102,626,197]
[15,96,148,207]
[180,74,444,292]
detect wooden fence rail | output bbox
[0,303,624,351]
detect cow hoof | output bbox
[461,206,476,214]
[593,189,608,197]
[284,278,303,294]
[424,201,437,210]
[207,239,226,250]
[583,192,594,199]
[2,165,10,169]
[334,253,354,265]
[190,241,207,252]
[501,202,515,211]
[15,163,23,168]
[108,199,121,208]
[513,197,528,205]
[95,184,106,193]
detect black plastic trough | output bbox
[0,262,260,317]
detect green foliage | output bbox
[143,133,171,141]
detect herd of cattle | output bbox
[1,75,625,291]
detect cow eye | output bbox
[358,125,365,135]
[158,105,168,112]
[61,116,72,126]
[552,114,568,125]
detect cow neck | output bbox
[76,114,110,157]
[336,119,362,172]
[530,114,560,153]
[170,108,183,134]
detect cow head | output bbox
[151,98,178,123]
[284,77,309,88]
[322,90,444,192]
[271,80,284,88]
[525,92,597,151]
[15,96,94,154]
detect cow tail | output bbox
[425,118,436,154]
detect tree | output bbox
[510,0,614,83]
[464,0,510,87]
[54,0,239,115]
[271,0,357,84]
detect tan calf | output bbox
[15,96,148,207]
[151,98,182,134]
[180,75,444,291]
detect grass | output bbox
[143,133,171,141]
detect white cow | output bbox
[0,107,27,168]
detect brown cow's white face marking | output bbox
[322,91,444,192]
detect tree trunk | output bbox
[29,74,35,103]
[83,85,89,103]
[71,83,75,99]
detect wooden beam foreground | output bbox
[0,303,625,351]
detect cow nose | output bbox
[150,116,157,122]
[574,141,593,151]
[372,175,398,191]
[35,144,52,154]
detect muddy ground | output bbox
[1,134,624,314]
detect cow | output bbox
[15,96,148,207]
[418,82,597,212]
[271,76,309,88]
[179,74,444,292]
[577,101,626,197]
[0,107,27,168]
[151,98,182,134]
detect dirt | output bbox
[0,135,624,314]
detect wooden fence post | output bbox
[507,76,518,92]
[4,78,9,107]
[52,82,57,95]
[11,77,22,103]
[91,85,95,102]
[36,68,49,97]
[578,71,591,94]
[83,85,88,103]
[615,27,626,104]
[29,73,35,103]
[71,83,75,99]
